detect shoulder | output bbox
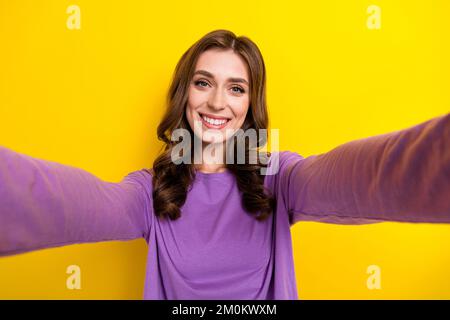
[122,168,154,196]
[265,151,304,176]
[122,169,154,236]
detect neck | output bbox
[193,139,227,173]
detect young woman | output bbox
[0,29,449,300]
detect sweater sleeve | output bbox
[274,113,450,225]
[0,146,152,257]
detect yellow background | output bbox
[0,0,449,299]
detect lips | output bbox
[198,112,231,129]
[198,112,231,121]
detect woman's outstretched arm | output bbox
[0,146,152,256]
[275,113,450,225]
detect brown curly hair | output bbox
[149,29,276,222]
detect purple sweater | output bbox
[1,114,449,299]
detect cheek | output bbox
[188,87,207,108]
[186,90,200,120]
[233,99,250,122]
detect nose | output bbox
[208,87,226,111]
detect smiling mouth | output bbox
[198,113,231,129]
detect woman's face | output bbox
[186,48,250,145]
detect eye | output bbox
[231,86,245,94]
[194,80,209,88]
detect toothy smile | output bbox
[199,113,231,128]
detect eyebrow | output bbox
[193,70,249,86]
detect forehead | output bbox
[194,49,249,81]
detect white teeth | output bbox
[201,115,228,126]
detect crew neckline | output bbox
[196,169,230,175]
[194,169,233,179]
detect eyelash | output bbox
[194,80,246,94]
